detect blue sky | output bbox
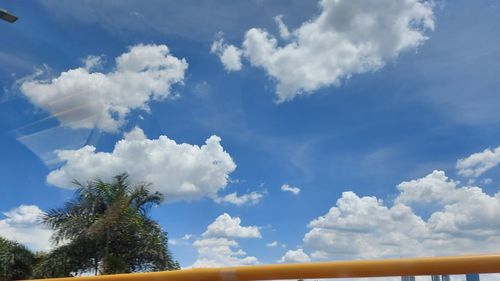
[1,0,500,271]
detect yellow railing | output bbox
[26,254,500,281]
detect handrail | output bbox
[25,254,500,281]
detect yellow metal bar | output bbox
[26,254,500,281]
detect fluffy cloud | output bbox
[302,171,500,260]
[456,146,500,178]
[281,184,301,195]
[191,238,258,268]
[213,191,264,206]
[0,205,52,251]
[47,127,237,202]
[193,214,260,267]
[395,170,466,205]
[278,249,311,263]
[304,191,427,260]
[202,213,261,239]
[20,44,188,132]
[214,0,434,102]
[211,37,243,71]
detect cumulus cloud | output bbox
[278,249,311,263]
[191,238,258,268]
[213,191,264,206]
[395,170,466,205]
[304,191,427,260]
[47,127,237,202]
[281,184,301,195]
[214,0,435,102]
[302,171,500,260]
[211,36,243,71]
[456,146,500,178]
[193,214,260,267]
[0,205,52,251]
[202,213,261,239]
[20,44,188,132]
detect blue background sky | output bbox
[1,0,500,269]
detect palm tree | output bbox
[42,173,179,275]
[0,237,35,281]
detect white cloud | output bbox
[278,249,311,263]
[20,44,188,132]
[214,0,434,102]
[304,191,427,260]
[47,127,237,202]
[302,171,500,260]
[214,187,266,206]
[266,241,278,247]
[0,205,52,251]
[202,213,261,239]
[281,184,301,195]
[191,238,258,268]
[395,170,466,205]
[123,126,147,140]
[82,55,103,71]
[456,146,500,178]
[192,214,260,267]
[213,191,264,206]
[274,15,291,40]
[211,36,243,71]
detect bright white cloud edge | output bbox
[211,35,243,72]
[456,146,500,178]
[20,44,188,132]
[192,213,260,267]
[202,213,261,239]
[0,205,52,251]
[212,0,435,102]
[278,248,310,263]
[302,170,500,261]
[46,127,238,203]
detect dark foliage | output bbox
[0,237,35,281]
[41,173,179,276]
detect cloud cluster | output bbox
[192,213,261,267]
[0,205,52,251]
[213,0,435,102]
[456,146,500,178]
[47,127,236,202]
[20,44,188,132]
[302,170,500,260]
